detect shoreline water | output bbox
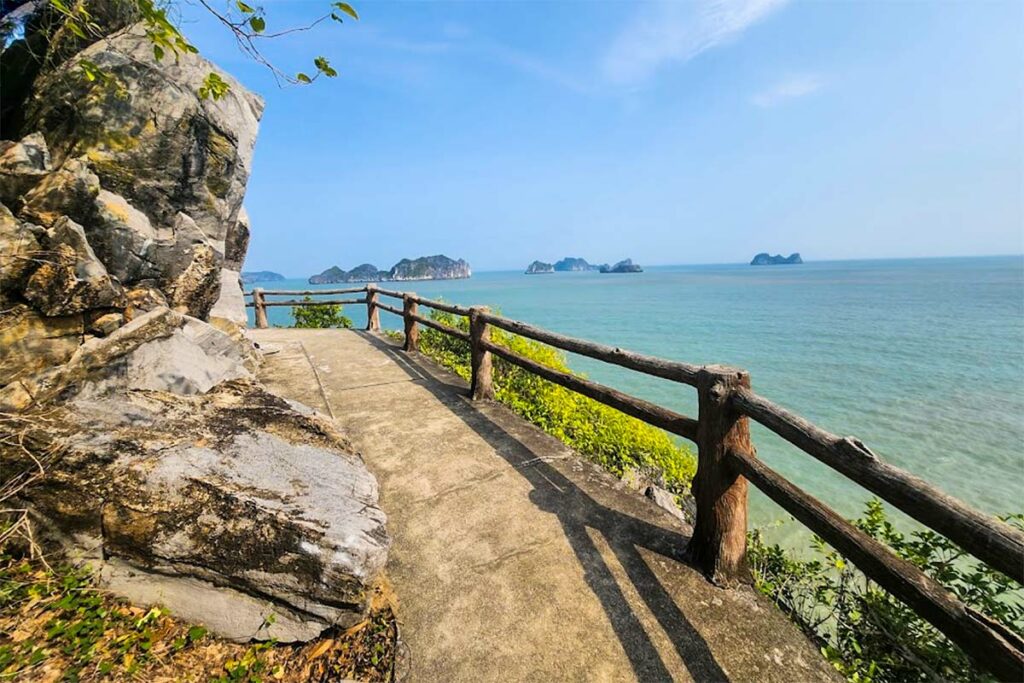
[246,255,1024,545]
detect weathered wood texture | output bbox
[686,367,753,585]
[376,289,472,317]
[376,302,405,317]
[253,289,268,329]
[478,312,702,386]
[733,388,1024,583]
[248,299,366,307]
[244,287,369,296]
[408,312,470,342]
[729,447,1024,680]
[365,284,380,332]
[469,307,495,400]
[403,294,419,352]
[479,339,699,441]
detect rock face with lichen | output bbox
[0,8,390,644]
[6,380,389,642]
[0,12,260,387]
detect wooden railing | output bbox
[247,285,1024,678]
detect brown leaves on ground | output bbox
[0,553,399,682]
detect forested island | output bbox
[310,255,471,284]
[600,259,643,273]
[524,256,643,274]
[241,270,285,284]
[554,257,602,272]
[525,261,554,274]
[751,252,803,265]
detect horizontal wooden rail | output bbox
[479,338,699,441]
[732,388,1024,583]
[376,289,472,317]
[409,311,471,342]
[246,298,365,308]
[376,302,404,317]
[478,311,703,387]
[728,448,1024,679]
[244,287,368,296]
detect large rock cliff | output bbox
[0,8,388,643]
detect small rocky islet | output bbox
[751,252,803,265]
[309,254,471,284]
[524,256,643,274]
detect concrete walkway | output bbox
[250,329,836,682]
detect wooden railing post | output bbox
[403,293,419,352]
[469,306,494,400]
[253,288,268,329]
[365,284,380,332]
[685,366,754,585]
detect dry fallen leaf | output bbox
[306,638,334,661]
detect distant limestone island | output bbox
[751,252,803,266]
[525,256,643,274]
[241,270,285,284]
[309,254,471,284]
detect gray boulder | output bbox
[76,313,253,396]
[4,306,253,409]
[224,205,250,271]
[209,268,248,325]
[90,189,164,283]
[19,157,99,229]
[0,203,41,305]
[0,305,83,390]
[8,380,389,642]
[23,216,125,316]
[25,24,264,248]
[0,132,51,207]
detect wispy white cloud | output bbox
[751,74,824,107]
[603,0,789,87]
[482,43,594,94]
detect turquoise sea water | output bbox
[250,257,1024,541]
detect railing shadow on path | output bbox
[357,332,731,682]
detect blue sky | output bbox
[178,0,1024,275]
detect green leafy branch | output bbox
[196,0,357,89]
[43,0,358,100]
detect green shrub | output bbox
[748,500,1024,683]
[292,297,353,329]
[416,308,696,494]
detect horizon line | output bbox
[245,252,1024,279]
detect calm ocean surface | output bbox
[250,256,1024,543]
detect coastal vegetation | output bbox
[291,297,353,329]
[412,308,697,494]
[749,502,1023,682]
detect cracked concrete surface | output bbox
[250,328,839,682]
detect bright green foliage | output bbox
[43,0,357,97]
[0,556,207,680]
[416,308,697,494]
[198,72,230,101]
[291,296,353,329]
[748,500,1024,683]
[212,640,278,683]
